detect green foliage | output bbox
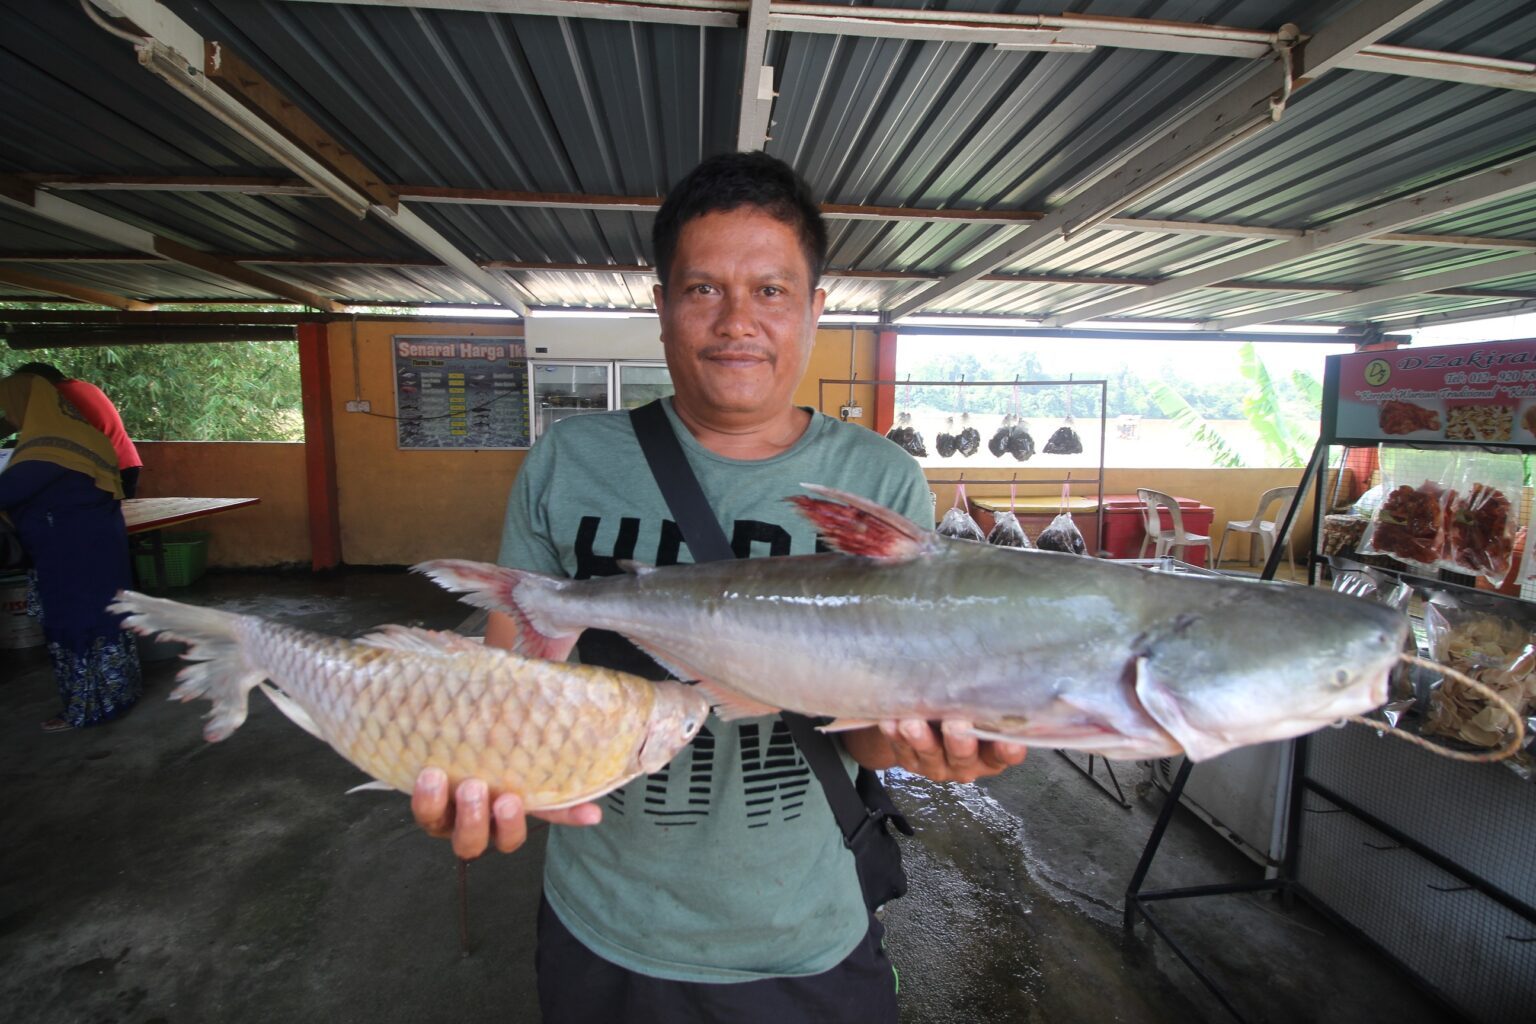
[1160,343,1320,468]
[0,342,303,441]
[1150,380,1250,468]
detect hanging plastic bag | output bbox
[956,412,980,458]
[1358,447,1449,570]
[936,481,985,543]
[1006,421,1035,461]
[987,414,1012,458]
[935,414,958,458]
[1443,450,1523,585]
[1043,376,1083,455]
[1423,591,1536,777]
[1035,483,1087,555]
[987,480,1033,549]
[884,410,928,458]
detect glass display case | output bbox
[617,362,672,410]
[530,361,612,440]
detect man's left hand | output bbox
[847,719,1027,784]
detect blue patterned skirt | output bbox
[28,573,142,727]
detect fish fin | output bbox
[954,725,1033,745]
[412,559,580,661]
[788,484,935,561]
[345,780,396,795]
[616,559,657,576]
[694,680,782,722]
[357,624,484,656]
[257,682,325,741]
[109,590,265,742]
[1132,657,1226,762]
[817,718,880,733]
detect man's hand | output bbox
[844,719,1027,784]
[411,767,601,860]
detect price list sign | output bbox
[393,336,531,450]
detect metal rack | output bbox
[816,376,1109,547]
[1124,344,1536,1024]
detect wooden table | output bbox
[970,495,1101,514]
[123,497,260,587]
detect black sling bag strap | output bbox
[628,399,910,911]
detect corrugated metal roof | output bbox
[1,0,1533,329]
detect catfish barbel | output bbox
[108,592,708,808]
[418,485,1407,763]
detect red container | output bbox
[1100,494,1214,567]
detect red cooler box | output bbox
[1101,494,1214,567]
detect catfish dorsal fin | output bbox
[787,483,933,561]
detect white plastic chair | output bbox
[1215,485,1298,575]
[1136,488,1211,562]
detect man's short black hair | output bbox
[14,362,64,383]
[652,151,827,293]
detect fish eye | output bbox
[1335,669,1350,686]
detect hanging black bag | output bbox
[628,400,913,911]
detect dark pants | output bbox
[120,467,140,499]
[535,896,899,1024]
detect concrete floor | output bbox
[0,568,1455,1024]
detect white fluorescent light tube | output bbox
[525,309,657,319]
[137,42,372,219]
[894,315,1045,328]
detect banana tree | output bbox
[1150,342,1320,468]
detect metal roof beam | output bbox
[1371,298,1536,328]
[1211,252,1536,331]
[736,0,774,152]
[888,0,1443,320]
[0,268,157,311]
[0,174,346,311]
[88,1,527,315]
[26,175,1536,250]
[277,1,1535,90]
[1052,153,1536,326]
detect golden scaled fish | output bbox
[108,591,708,809]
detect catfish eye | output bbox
[1335,669,1350,686]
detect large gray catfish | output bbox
[417,486,1407,762]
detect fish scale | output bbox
[109,592,709,811]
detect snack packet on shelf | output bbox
[1423,591,1536,777]
[1358,447,1450,570]
[1442,450,1523,586]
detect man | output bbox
[14,363,143,498]
[413,151,1026,1021]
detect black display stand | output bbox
[1124,344,1536,1024]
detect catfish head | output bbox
[1128,584,1408,762]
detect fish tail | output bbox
[108,591,265,742]
[412,559,581,661]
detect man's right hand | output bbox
[411,767,602,859]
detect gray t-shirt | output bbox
[499,398,931,982]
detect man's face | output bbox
[654,206,825,424]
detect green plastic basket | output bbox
[134,531,210,588]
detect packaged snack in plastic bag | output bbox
[1443,450,1523,585]
[1358,447,1449,569]
[1423,591,1536,775]
[956,413,980,458]
[986,482,1033,549]
[1035,484,1087,555]
[936,482,985,543]
[987,511,1032,549]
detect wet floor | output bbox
[0,569,1455,1023]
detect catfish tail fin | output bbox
[411,559,582,661]
[108,591,265,742]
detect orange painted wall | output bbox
[136,441,309,567]
[325,320,527,566]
